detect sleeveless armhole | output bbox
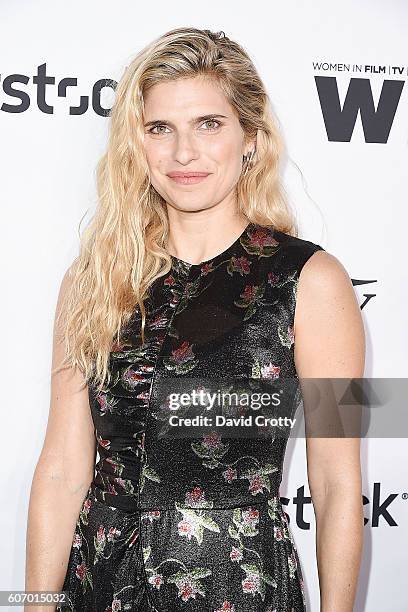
[293,242,326,344]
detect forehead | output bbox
[143,76,232,118]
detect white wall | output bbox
[1,1,407,610]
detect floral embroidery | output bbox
[227,507,278,602]
[278,324,295,348]
[234,284,266,320]
[58,223,321,611]
[201,262,215,276]
[142,544,213,604]
[191,430,279,498]
[241,226,280,257]
[191,431,230,469]
[175,486,220,545]
[227,255,251,276]
[75,554,93,592]
[141,509,161,522]
[241,464,279,495]
[268,270,280,286]
[163,340,198,373]
[95,392,116,416]
[139,461,161,493]
[214,602,236,612]
[168,569,212,602]
[93,524,122,565]
[251,359,281,379]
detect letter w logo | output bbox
[315,76,404,143]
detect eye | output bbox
[201,119,221,131]
[149,124,170,135]
[148,118,222,135]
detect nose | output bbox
[173,131,200,165]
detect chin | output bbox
[167,199,215,213]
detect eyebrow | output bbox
[144,113,228,128]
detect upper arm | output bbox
[36,267,96,494]
[294,250,365,500]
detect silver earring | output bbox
[242,150,255,175]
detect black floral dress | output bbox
[57,222,324,612]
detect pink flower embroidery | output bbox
[97,434,111,449]
[185,486,206,506]
[260,362,281,379]
[141,509,161,522]
[201,262,214,276]
[176,577,201,602]
[229,255,251,275]
[148,573,164,589]
[75,562,87,582]
[242,572,261,595]
[229,546,243,562]
[248,473,267,495]
[274,526,284,541]
[172,341,195,364]
[215,601,236,612]
[268,271,280,286]
[111,599,121,611]
[107,527,121,542]
[72,533,82,548]
[96,525,106,545]
[240,285,258,304]
[241,507,260,528]
[246,227,279,253]
[202,430,222,449]
[177,518,195,540]
[122,369,144,388]
[96,393,110,415]
[164,275,176,286]
[223,466,238,483]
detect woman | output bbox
[25,27,365,611]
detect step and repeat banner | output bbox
[1,1,407,610]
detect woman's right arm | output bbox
[25,268,97,611]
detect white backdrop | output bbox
[1,1,407,610]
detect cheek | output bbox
[211,138,242,165]
[144,147,166,174]
[144,143,158,164]
[143,137,166,162]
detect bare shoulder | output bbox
[298,249,351,297]
[294,249,365,378]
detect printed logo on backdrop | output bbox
[0,63,116,115]
[281,482,404,529]
[1,61,407,136]
[352,278,377,310]
[313,61,407,142]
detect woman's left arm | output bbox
[294,250,366,612]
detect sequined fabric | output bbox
[57,222,324,611]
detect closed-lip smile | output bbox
[167,171,211,185]
[167,171,210,177]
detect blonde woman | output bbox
[25,27,365,612]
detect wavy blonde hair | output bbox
[54,26,298,393]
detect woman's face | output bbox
[142,76,252,213]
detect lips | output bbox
[167,172,211,185]
[167,172,210,178]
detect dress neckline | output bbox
[169,220,255,270]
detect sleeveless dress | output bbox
[57,221,324,612]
